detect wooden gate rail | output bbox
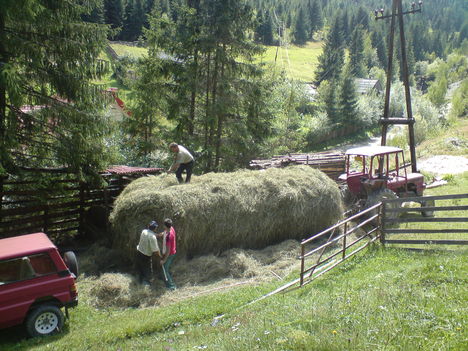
[300,202,382,286]
[381,193,468,246]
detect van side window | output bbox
[28,253,57,276]
[0,257,35,284]
[0,253,57,285]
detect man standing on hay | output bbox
[168,142,194,183]
[136,221,161,286]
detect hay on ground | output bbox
[78,239,303,309]
[109,166,343,260]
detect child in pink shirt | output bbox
[160,218,177,290]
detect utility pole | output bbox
[376,0,423,173]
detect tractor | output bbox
[339,145,433,218]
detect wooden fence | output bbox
[0,168,162,243]
[299,203,382,286]
[381,193,468,246]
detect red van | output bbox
[0,233,78,337]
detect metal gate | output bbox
[381,193,468,246]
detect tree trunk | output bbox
[214,48,226,170]
[204,52,211,171]
[207,48,220,172]
[0,12,7,149]
[188,49,198,136]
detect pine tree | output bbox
[263,12,274,45]
[122,0,146,41]
[308,0,323,39]
[340,10,350,43]
[349,25,366,77]
[293,6,309,45]
[314,15,344,85]
[371,30,387,69]
[0,0,111,176]
[135,0,273,171]
[338,68,359,127]
[319,80,339,125]
[82,0,105,24]
[104,0,124,39]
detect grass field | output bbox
[107,41,322,82]
[109,43,148,59]
[258,42,322,82]
[1,244,465,351]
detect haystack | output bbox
[109,166,342,260]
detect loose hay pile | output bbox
[79,239,302,309]
[110,166,343,260]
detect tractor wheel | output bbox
[366,188,399,222]
[340,184,357,207]
[421,199,435,217]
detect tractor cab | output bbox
[339,146,425,199]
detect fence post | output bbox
[343,222,348,259]
[78,181,85,237]
[300,244,305,286]
[380,202,386,246]
[43,207,49,234]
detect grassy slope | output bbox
[258,42,322,82]
[109,43,148,59]
[416,118,468,159]
[2,246,465,351]
[108,42,322,82]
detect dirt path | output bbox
[418,155,468,175]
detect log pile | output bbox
[249,151,345,181]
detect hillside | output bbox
[259,42,323,81]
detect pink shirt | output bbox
[165,227,176,255]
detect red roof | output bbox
[0,233,56,261]
[105,165,164,176]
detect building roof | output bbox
[346,146,403,157]
[0,233,56,261]
[104,165,164,176]
[355,79,382,94]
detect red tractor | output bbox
[339,145,433,217]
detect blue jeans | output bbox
[163,254,176,289]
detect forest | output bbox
[0,0,467,177]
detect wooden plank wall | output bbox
[0,171,125,243]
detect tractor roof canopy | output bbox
[345,146,403,157]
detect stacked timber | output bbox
[249,151,345,181]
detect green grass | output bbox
[105,41,323,81]
[109,43,148,59]
[2,244,466,350]
[416,118,468,159]
[258,42,322,82]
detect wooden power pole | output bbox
[376,0,423,173]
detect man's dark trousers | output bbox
[136,251,152,283]
[176,160,194,183]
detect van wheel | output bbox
[26,305,64,337]
[64,251,79,277]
